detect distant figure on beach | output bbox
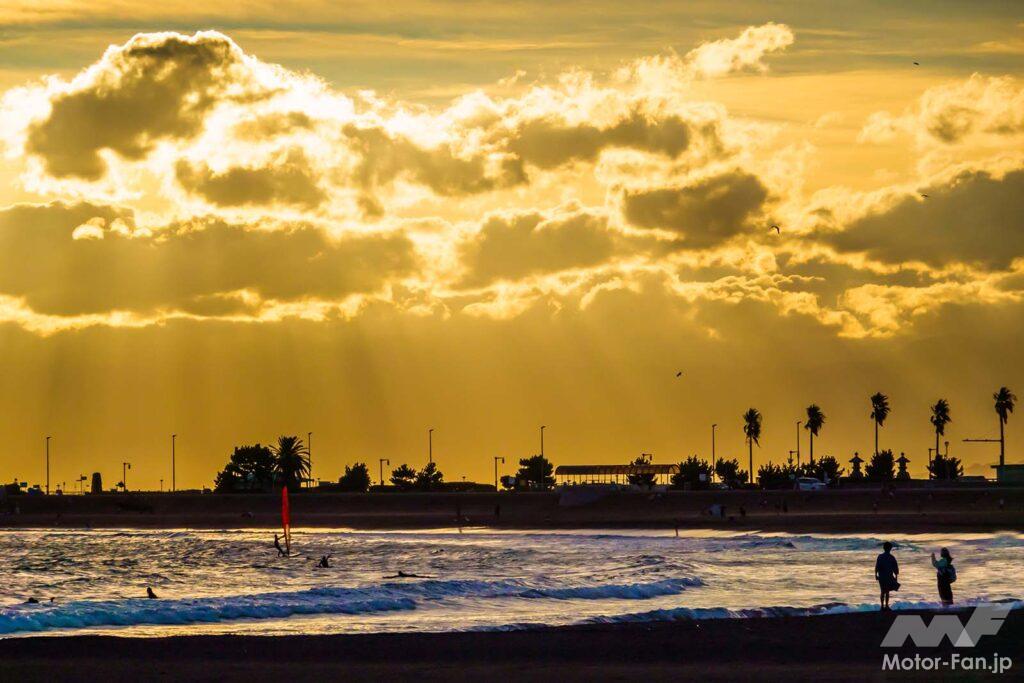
[384,571,431,578]
[875,542,900,611]
[146,586,158,599]
[318,555,331,568]
[931,548,956,606]
[274,534,286,557]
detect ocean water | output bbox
[0,528,1021,637]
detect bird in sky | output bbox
[921,193,929,199]
[675,371,683,378]
[913,61,920,66]
[770,225,781,234]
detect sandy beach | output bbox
[2,488,1022,533]
[0,609,1019,682]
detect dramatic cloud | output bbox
[859,74,1024,146]
[24,32,268,179]
[821,168,1024,269]
[621,171,769,248]
[175,149,327,208]
[0,203,417,319]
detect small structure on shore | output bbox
[849,452,864,480]
[896,452,911,480]
[554,464,678,488]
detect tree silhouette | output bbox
[994,386,1016,467]
[929,399,952,477]
[713,458,746,487]
[627,454,656,488]
[743,408,762,487]
[414,461,444,491]
[214,443,275,492]
[804,405,825,464]
[672,455,713,490]
[928,452,963,480]
[870,392,891,456]
[390,464,417,490]
[865,449,895,482]
[515,454,555,490]
[339,462,372,492]
[273,435,310,491]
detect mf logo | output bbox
[882,605,1013,648]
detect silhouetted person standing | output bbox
[875,542,899,610]
[932,548,955,606]
[146,586,158,599]
[274,534,286,557]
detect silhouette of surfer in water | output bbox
[146,586,158,599]
[383,571,432,579]
[317,555,331,568]
[274,534,286,557]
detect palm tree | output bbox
[804,405,825,465]
[273,435,310,491]
[929,399,952,478]
[743,408,762,486]
[994,387,1017,467]
[869,392,890,456]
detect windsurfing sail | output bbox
[281,485,292,556]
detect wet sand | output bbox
[0,609,1020,681]
[1,487,1022,534]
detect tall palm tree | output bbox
[929,399,952,478]
[804,405,825,465]
[273,435,310,491]
[743,408,762,486]
[994,387,1017,467]
[869,392,890,456]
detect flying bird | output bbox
[675,371,683,378]
[920,193,929,199]
[913,61,919,66]
[770,225,781,234]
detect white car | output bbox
[795,477,827,491]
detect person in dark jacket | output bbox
[932,548,955,606]
[875,541,900,610]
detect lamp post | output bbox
[171,434,176,493]
[379,458,390,487]
[795,421,802,467]
[307,432,313,488]
[494,456,505,491]
[45,436,51,495]
[540,425,546,458]
[428,428,434,465]
[122,462,131,492]
[78,474,86,494]
[711,424,717,480]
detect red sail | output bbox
[281,486,291,555]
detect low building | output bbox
[992,464,1024,484]
[554,464,678,487]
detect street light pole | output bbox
[171,434,176,493]
[379,458,390,487]
[307,432,313,489]
[796,421,802,467]
[122,462,131,492]
[428,428,434,465]
[45,436,51,495]
[494,456,505,490]
[711,424,717,480]
[540,425,546,458]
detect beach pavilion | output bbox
[554,464,679,487]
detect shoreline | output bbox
[0,609,1019,681]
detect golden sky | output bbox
[0,2,1023,489]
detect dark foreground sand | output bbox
[3,487,1023,533]
[0,610,1020,682]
